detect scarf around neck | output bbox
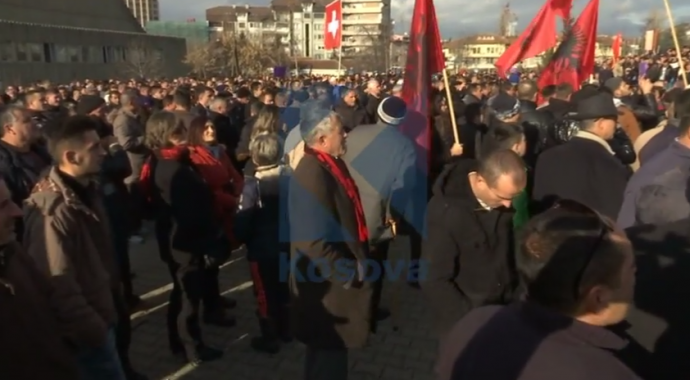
[303,145,369,243]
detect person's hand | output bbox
[638,76,653,94]
[101,135,119,150]
[450,143,463,156]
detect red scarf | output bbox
[139,145,188,202]
[304,146,369,243]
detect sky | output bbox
[159,0,690,38]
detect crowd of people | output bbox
[0,61,688,380]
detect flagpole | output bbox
[338,46,342,75]
[441,68,460,144]
[662,0,688,86]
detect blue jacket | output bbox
[234,165,290,261]
[617,140,690,228]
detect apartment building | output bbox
[340,0,392,57]
[206,5,291,51]
[123,0,160,27]
[290,3,328,59]
[206,0,391,63]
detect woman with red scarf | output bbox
[186,116,243,324]
[288,105,372,380]
[138,112,226,365]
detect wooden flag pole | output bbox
[441,68,460,144]
[662,0,688,87]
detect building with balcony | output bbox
[290,3,328,59]
[145,20,211,48]
[340,0,392,67]
[123,0,160,27]
[0,0,186,84]
[206,5,291,52]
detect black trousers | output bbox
[202,264,222,313]
[125,182,143,234]
[166,255,205,354]
[248,259,289,322]
[112,290,133,372]
[370,241,390,333]
[304,347,348,380]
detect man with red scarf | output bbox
[287,102,372,380]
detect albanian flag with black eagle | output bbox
[538,0,598,91]
[398,0,445,237]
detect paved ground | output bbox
[128,235,438,380]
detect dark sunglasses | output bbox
[551,199,614,299]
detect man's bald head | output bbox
[517,80,538,102]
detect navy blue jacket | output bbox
[234,165,289,261]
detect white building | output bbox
[291,3,328,59]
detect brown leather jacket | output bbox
[0,241,79,379]
[23,167,119,348]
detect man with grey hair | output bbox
[333,89,367,132]
[364,79,382,122]
[288,100,372,380]
[341,95,417,330]
[208,97,238,151]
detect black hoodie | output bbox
[421,159,519,336]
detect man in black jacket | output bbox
[421,149,526,339]
[516,81,555,167]
[0,105,51,240]
[533,91,628,219]
[334,89,368,132]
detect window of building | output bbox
[54,45,69,63]
[89,46,102,63]
[27,43,43,62]
[239,22,246,29]
[249,22,257,28]
[68,46,80,62]
[15,43,28,62]
[315,34,323,40]
[0,42,14,62]
[81,46,90,62]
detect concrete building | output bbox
[124,0,160,27]
[0,0,187,84]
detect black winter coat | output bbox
[532,136,628,219]
[421,159,518,337]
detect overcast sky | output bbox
[159,0,690,37]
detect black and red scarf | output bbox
[304,146,369,244]
[139,145,188,202]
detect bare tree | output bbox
[349,26,388,72]
[121,38,164,79]
[184,43,216,78]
